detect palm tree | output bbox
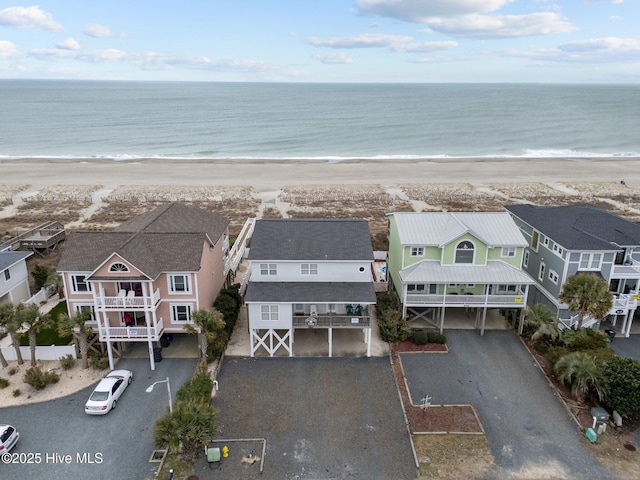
[524,304,559,344]
[45,271,65,298]
[554,351,608,403]
[153,399,218,462]
[15,303,52,367]
[185,309,227,362]
[559,273,613,329]
[0,303,24,365]
[57,310,92,369]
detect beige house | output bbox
[57,203,231,370]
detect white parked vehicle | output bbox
[0,424,19,452]
[84,370,133,415]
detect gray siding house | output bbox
[506,204,640,336]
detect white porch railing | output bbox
[559,314,599,330]
[612,257,640,277]
[226,217,256,275]
[98,318,164,341]
[405,293,526,307]
[608,294,638,314]
[95,288,160,309]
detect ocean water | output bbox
[0,80,638,161]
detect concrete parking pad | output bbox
[610,334,640,362]
[400,330,613,480]
[195,356,417,480]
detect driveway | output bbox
[194,357,417,480]
[0,357,197,480]
[610,334,640,362]
[401,330,613,480]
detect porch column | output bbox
[439,306,446,334]
[328,327,333,358]
[624,311,634,337]
[480,307,488,336]
[518,308,526,335]
[366,327,371,357]
[148,340,156,370]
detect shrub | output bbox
[0,377,9,389]
[31,264,52,290]
[427,332,447,344]
[176,375,214,404]
[376,292,410,343]
[220,284,242,309]
[411,330,429,345]
[214,294,238,333]
[7,367,17,376]
[561,328,610,351]
[12,389,21,397]
[59,354,76,370]
[23,366,60,390]
[546,346,570,366]
[89,354,109,370]
[603,356,640,415]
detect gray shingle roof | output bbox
[245,282,377,303]
[248,219,374,261]
[58,203,228,278]
[0,250,33,270]
[506,204,640,250]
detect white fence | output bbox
[24,286,56,306]
[1,344,76,361]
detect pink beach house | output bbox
[57,203,231,370]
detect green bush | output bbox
[376,293,410,343]
[0,377,9,389]
[59,354,76,370]
[427,332,447,344]
[411,330,429,345]
[176,375,214,404]
[214,294,238,333]
[23,366,60,390]
[31,264,52,290]
[604,356,640,415]
[220,284,242,310]
[12,389,21,397]
[546,346,570,366]
[89,354,109,370]
[561,328,610,351]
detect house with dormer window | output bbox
[57,203,232,370]
[506,204,640,336]
[244,219,376,357]
[387,212,535,335]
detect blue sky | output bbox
[0,1,638,83]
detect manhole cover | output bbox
[623,443,636,452]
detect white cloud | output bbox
[83,24,126,38]
[307,33,413,49]
[57,38,80,51]
[502,37,640,63]
[29,47,78,59]
[392,41,458,53]
[425,12,577,38]
[0,40,20,59]
[356,0,512,20]
[0,5,62,31]
[581,0,623,4]
[312,52,354,64]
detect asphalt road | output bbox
[610,334,640,362]
[0,357,197,480]
[401,330,614,480]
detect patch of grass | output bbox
[19,301,73,346]
[156,449,192,480]
[414,434,492,480]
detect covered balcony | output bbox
[95,287,160,310]
[292,304,371,328]
[97,317,164,342]
[405,292,526,308]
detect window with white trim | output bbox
[539,262,546,281]
[523,250,529,267]
[497,284,517,293]
[455,241,474,264]
[3,269,10,281]
[74,305,96,321]
[109,262,129,272]
[260,264,277,275]
[261,305,278,321]
[410,247,425,257]
[301,263,318,275]
[579,253,602,270]
[552,244,564,257]
[542,236,549,247]
[71,274,91,293]
[531,231,539,252]
[171,304,193,323]
[407,284,426,293]
[169,274,191,293]
[549,269,559,284]
[501,247,516,258]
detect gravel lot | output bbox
[193,356,418,480]
[401,330,614,480]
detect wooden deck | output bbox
[3,221,66,254]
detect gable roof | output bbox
[0,250,33,271]
[388,212,527,247]
[58,203,229,278]
[505,204,640,250]
[248,219,374,261]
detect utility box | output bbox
[590,407,609,424]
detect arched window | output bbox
[109,262,129,272]
[455,241,474,264]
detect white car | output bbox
[85,370,133,415]
[0,424,19,452]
